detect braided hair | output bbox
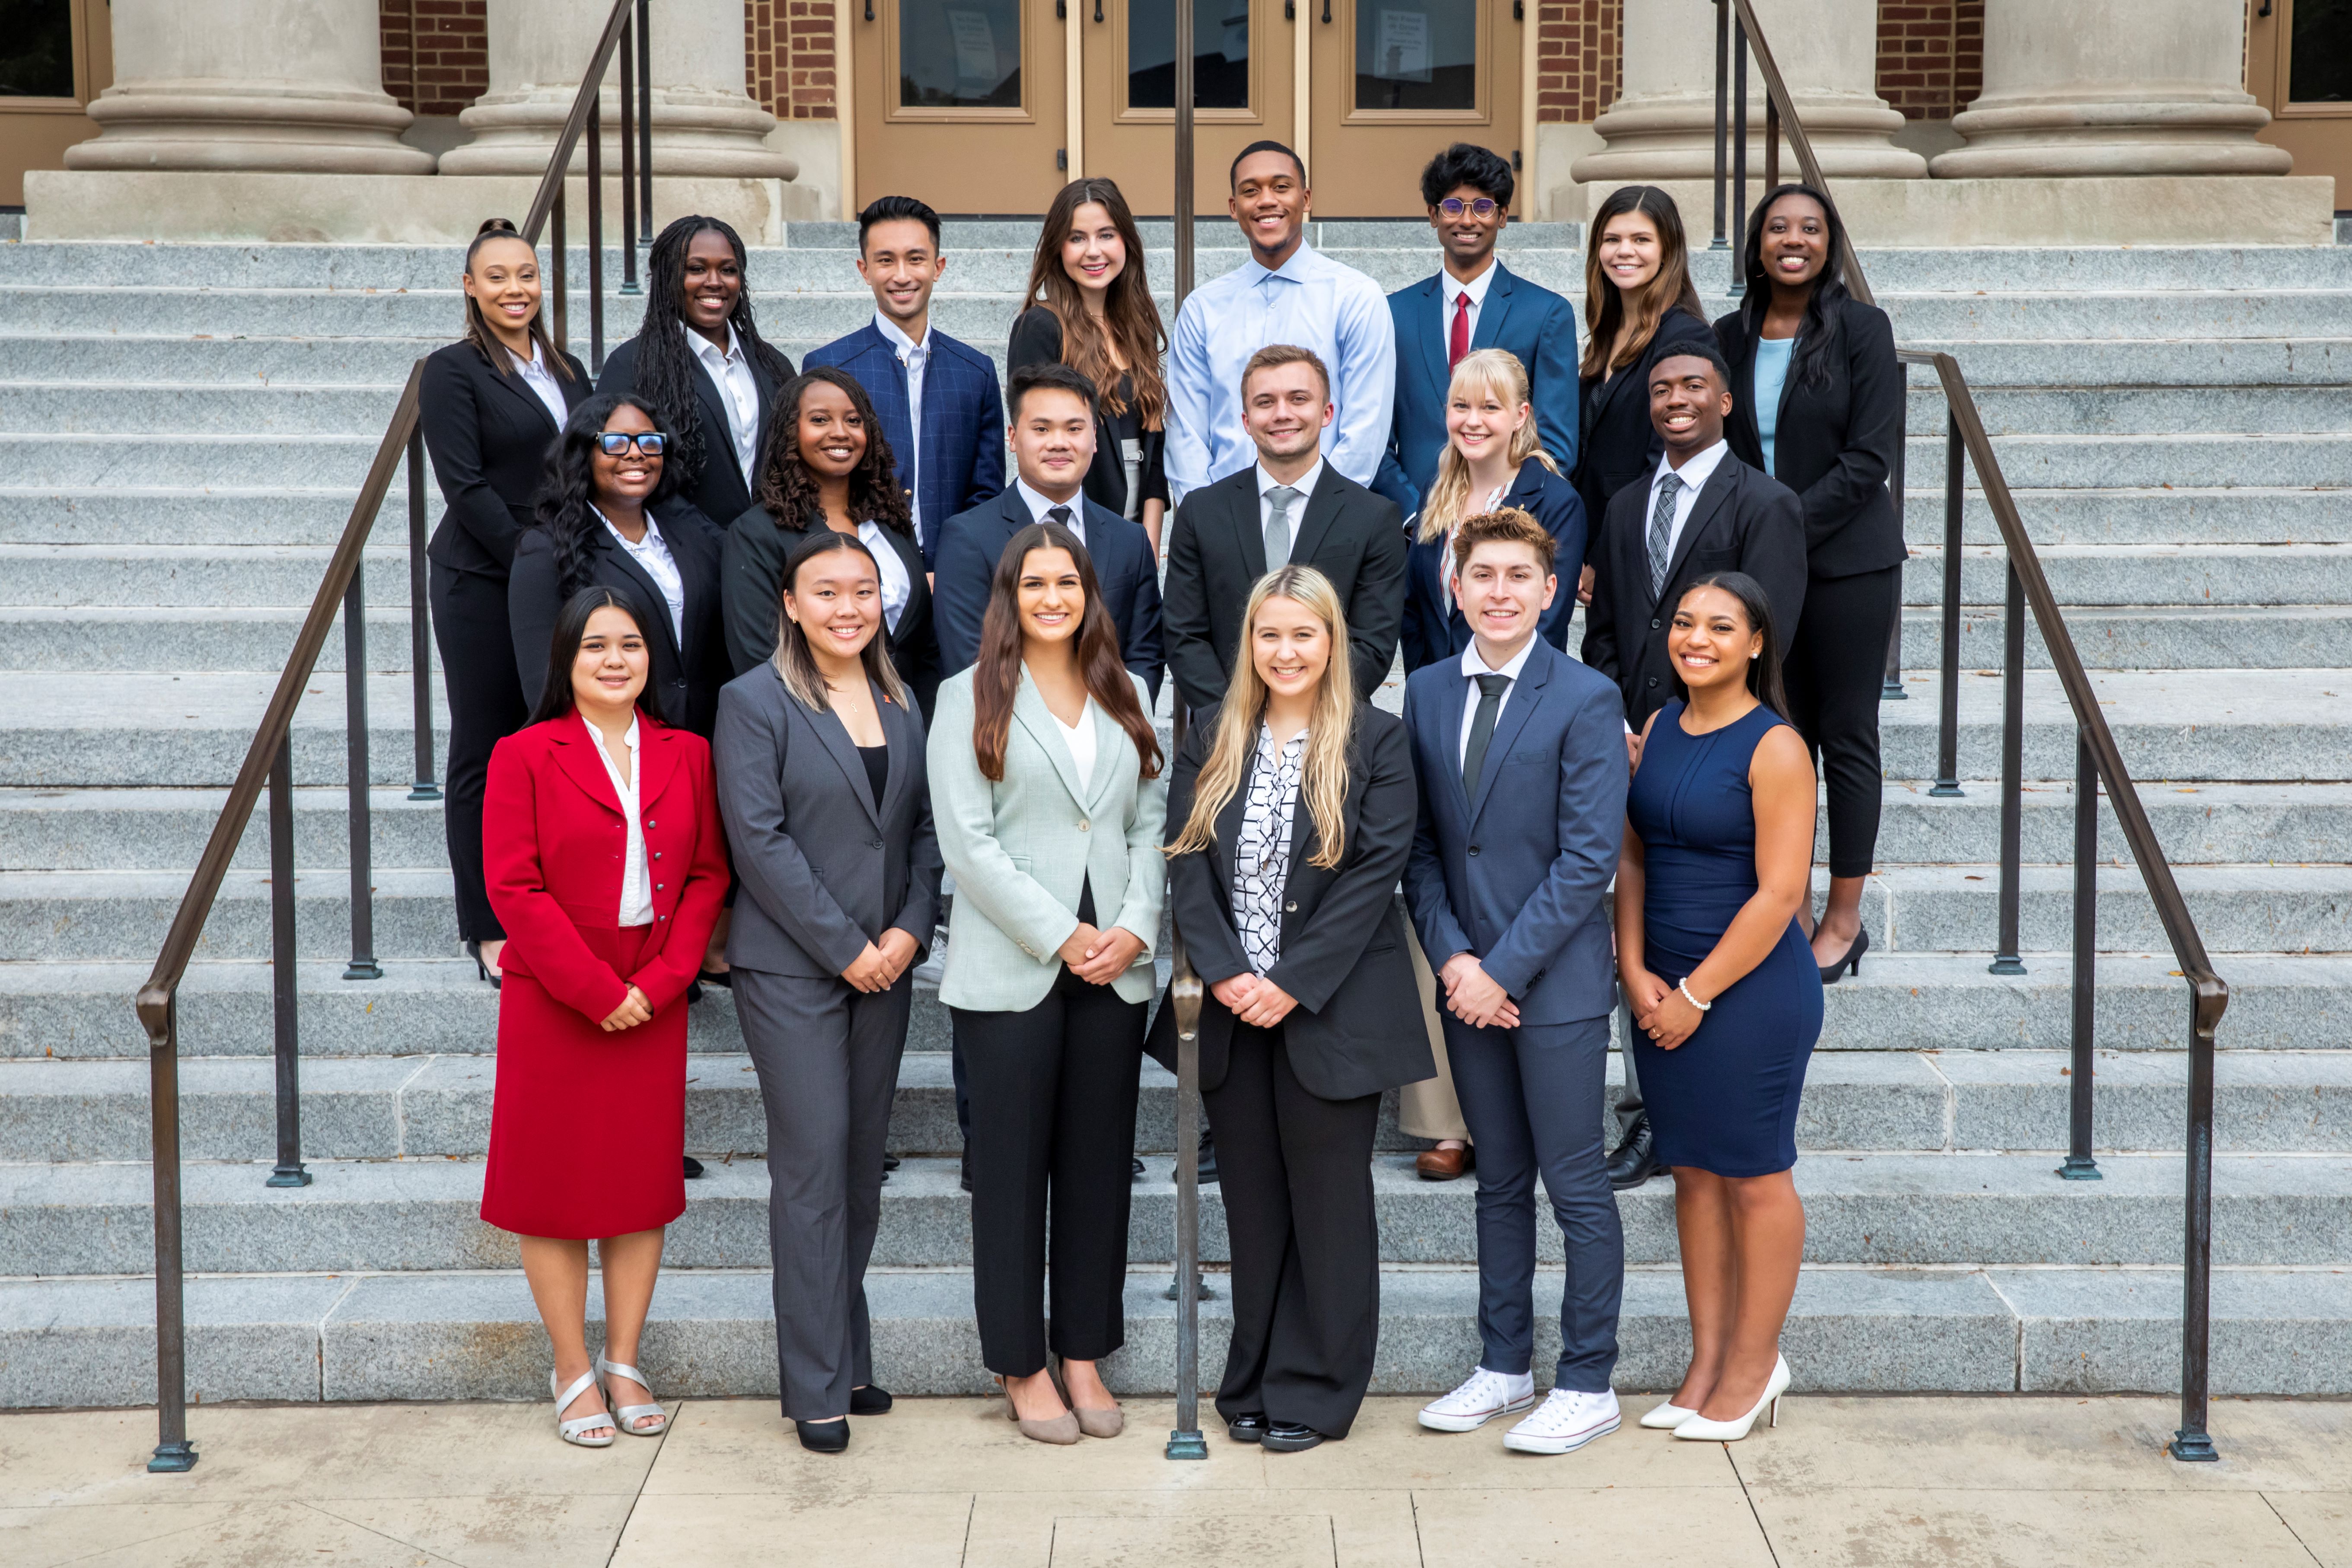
[752,367,915,540]
[529,392,681,598]
[628,214,794,497]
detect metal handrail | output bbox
[130,0,650,1474]
[1716,0,2229,1462]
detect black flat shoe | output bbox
[1197,1128,1220,1186]
[698,968,734,990]
[960,1146,974,1193]
[1262,1421,1325,1452]
[684,1155,705,1180]
[883,1155,902,1171]
[1817,926,1870,986]
[464,940,501,991]
[794,1418,849,1453]
[1225,1412,1268,1444]
[1606,1116,1658,1191]
[849,1384,893,1415]
[1131,1156,1145,1179]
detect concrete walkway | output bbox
[4,1395,2350,1565]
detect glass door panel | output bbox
[1353,0,1478,113]
[1308,0,1516,215]
[856,0,1066,211]
[1083,0,1292,216]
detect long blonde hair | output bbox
[1167,566,1358,871]
[1418,349,1559,544]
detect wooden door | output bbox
[0,0,109,208]
[854,0,1068,213]
[1080,0,1295,215]
[2250,0,2352,201]
[1306,0,1519,216]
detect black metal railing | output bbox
[131,0,653,1474]
[1712,0,2229,1462]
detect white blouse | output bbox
[1055,699,1098,794]
[856,518,913,634]
[584,713,654,927]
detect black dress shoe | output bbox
[1197,1127,1220,1186]
[883,1154,902,1171]
[1605,1117,1656,1191]
[1261,1421,1325,1452]
[794,1418,850,1453]
[684,1155,706,1181]
[1131,1156,1145,1179]
[960,1146,974,1194]
[698,968,735,990]
[849,1384,892,1415]
[1225,1412,1268,1444]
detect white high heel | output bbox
[551,1368,615,1447]
[1671,1354,1792,1442]
[1638,1400,1700,1430]
[596,1351,668,1436]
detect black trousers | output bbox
[1205,1020,1382,1439]
[953,966,1146,1377]
[1782,562,1898,880]
[430,562,529,941]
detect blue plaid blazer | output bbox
[806,322,1007,566]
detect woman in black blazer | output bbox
[1714,185,1904,983]
[722,367,938,718]
[597,215,795,531]
[1151,563,1430,1453]
[420,218,595,983]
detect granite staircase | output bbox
[1,222,2348,1409]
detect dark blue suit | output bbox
[1402,637,1626,1391]
[805,322,1006,566]
[1373,261,1581,521]
[1400,457,1589,674]
[931,487,1165,701]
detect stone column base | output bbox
[1574,94,1930,185]
[437,89,795,181]
[64,82,437,175]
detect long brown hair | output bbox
[970,522,1163,784]
[462,218,574,380]
[1023,179,1167,427]
[773,529,908,713]
[1580,185,1706,379]
[751,366,915,539]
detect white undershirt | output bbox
[1055,699,1098,793]
[855,519,912,633]
[1647,439,1732,566]
[689,322,762,489]
[596,507,685,647]
[583,713,653,927]
[510,342,569,429]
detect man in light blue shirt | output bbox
[1166,140,1397,505]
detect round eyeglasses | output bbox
[1438,197,1499,220]
[595,431,667,456]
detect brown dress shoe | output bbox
[1415,1144,1473,1181]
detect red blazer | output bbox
[484,711,729,1022]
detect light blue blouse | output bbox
[1754,335,1797,478]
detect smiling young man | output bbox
[1399,506,1630,1455]
[806,196,1006,566]
[1165,141,1396,503]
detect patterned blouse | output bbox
[1230,726,1308,975]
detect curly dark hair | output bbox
[530,392,682,599]
[626,214,794,500]
[751,366,915,539]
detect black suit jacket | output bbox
[718,502,940,719]
[1147,702,1433,1103]
[1570,305,1719,528]
[596,333,793,530]
[931,487,1165,700]
[1715,295,1907,580]
[507,498,733,737]
[1162,462,1407,714]
[420,339,593,579]
[1006,306,1169,522]
[1580,452,1808,727]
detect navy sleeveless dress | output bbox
[1626,700,1823,1177]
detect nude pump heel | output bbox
[997,1374,1080,1444]
[1050,1358,1125,1439]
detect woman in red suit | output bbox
[482,583,729,1447]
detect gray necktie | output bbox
[1264,485,1298,567]
[1462,672,1511,800]
[1647,472,1683,600]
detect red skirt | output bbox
[480,922,687,1240]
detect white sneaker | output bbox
[1503,1388,1622,1454]
[1417,1367,1537,1432]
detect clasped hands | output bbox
[1210,970,1298,1028]
[1624,966,1704,1049]
[841,928,924,993]
[598,984,654,1032]
[1056,921,1148,987]
[1437,953,1519,1029]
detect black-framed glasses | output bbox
[1438,197,1499,219]
[596,431,667,456]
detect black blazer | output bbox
[931,487,1165,700]
[508,498,732,737]
[1147,701,1433,1103]
[1580,452,1807,728]
[1714,295,1907,580]
[420,339,593,579]
[718,501,940,719]
[1161,462,1407,714]
[1570,305,1719,529]
[596,332,793,531]
[1005,306,1168,522]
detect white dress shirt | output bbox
[1456,629,1541,771]
[1014,476,1087,543]
[688,322,762,489]
[510,341,570,430]
[1646,438,1732,567]
[596,508,685,646]
[584,714,654,927]
[1054,698,1098,792]
[874,312,931,515]
[1255,458,1323,564]
[1439,258,1499,363]
[856,518,912,634]
[1166,241,1397,503]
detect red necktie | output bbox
[1449,290,1471,368]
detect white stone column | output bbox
[1931,0,2292,177]
[438,0,794,178]
[64,0,434,173]
[1571,0,1925,184]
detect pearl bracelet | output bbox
[1679,978,1711,1012]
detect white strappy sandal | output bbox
[551,1367,616,1447]
[596,1351,668,1436]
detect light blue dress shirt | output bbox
[1165,241,1397,504]
[1753,335,1796,478]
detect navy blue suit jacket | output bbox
[1373,261,1581,520]
[1400,457,1589,674]
[805,322,1006,566]
[1402,637,1627,1027]
[931,488,1165,700]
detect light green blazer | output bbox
[927,666,1169,1011]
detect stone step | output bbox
[0,382,405,436]
[0,433,386,489]
[1902,605,2352,670]
[0,606,428,673]
[1902,486,2352,548]
[1898,383,2352,438]
[1912,433,2352,491]
[0,785,451,871]
[1904,544,2352,609]
[0,487,418,548]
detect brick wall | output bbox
[1874,0,1982,121]
[379,0,489,118]
[748,0,839,121]
[1536,0,1622,124]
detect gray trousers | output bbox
[1615,991,1646,1137]
[733,966,912,1421]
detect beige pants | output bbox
[1398,926,1470,1142]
